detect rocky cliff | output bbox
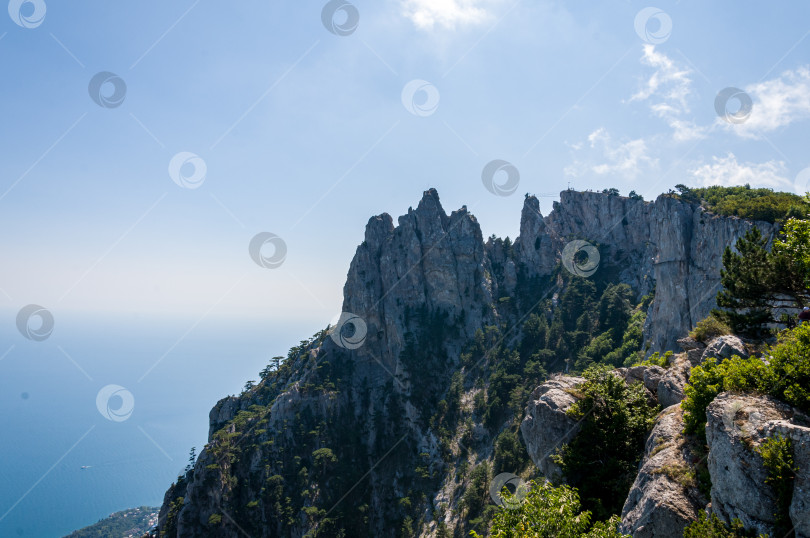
[515,191,774,353]
[152,188,777,538]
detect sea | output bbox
[0,311,315,537]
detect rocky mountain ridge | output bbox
[151,188,778,537]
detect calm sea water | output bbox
[0,311,317,538]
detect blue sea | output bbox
[0,311,316,537]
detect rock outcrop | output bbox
[706,393,808,536]
[520,375,585,482]
[514,191,775,353]
[152,188,781,538]
[619,406,707,538]
[701,335,749,362]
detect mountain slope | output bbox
[153,189,773,537]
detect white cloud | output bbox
[400,0,497,30]
[689,153,790,189]
[565,128,657,179]
[726,66,810,138]
[630,45,707,142]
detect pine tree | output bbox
[715,223,810,335]
[715,227,776,335]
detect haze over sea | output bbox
[0,311,316,537]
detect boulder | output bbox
[706,393,795,536]
[619,405,707,538]
[656,354,693,408]
[520,376,585,482]
[677,336,706,366]
[701,335,748,363]
[618,365,664,406]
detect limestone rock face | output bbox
[706,393,797,536]
[619,406,707,538]
[520,375,585,482]
[701,335,749,362]
[515,191,774,353]
[341,189,494,384]
[154,188,781,538]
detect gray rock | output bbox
[677,336,706,366]
[619,405,707,538]
[516,191,775,353]
[706,393,795,536]
[656,354,693,408]
[701,335,749,363]
[520,375,586,482]
[619,365,665,405]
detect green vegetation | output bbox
[715,222,810,335]
[757,435,797,535]
[554,365,660,520]
[683,324,810,441]
[207,513,222,525]
[690,313,733,343]
[65,507,158,538]
[161,231,657,537]
[683,512,764,537]
[633,350,672,368]
[680,184,810,223]
[470,481,628,538]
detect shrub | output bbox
[207,514,222,525]
[554,365,660,519]
[757,435,797,535]
[682,324,810,441]
[634,350,672,368]
[683,512,763,537]
[690,314,732,343]
[681,356,763,441]
[470,480,629,538]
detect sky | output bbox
[1,0,810,324]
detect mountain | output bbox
[150,188,779,537]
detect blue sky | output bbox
[2,0,810,325]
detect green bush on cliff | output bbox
[689,184,809,223]
[757,434,797,535]
[690,313,733,343]
[683,512,764,537]
[683,324,810,440]
[554,365,660,520]
[470,480,628,538]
